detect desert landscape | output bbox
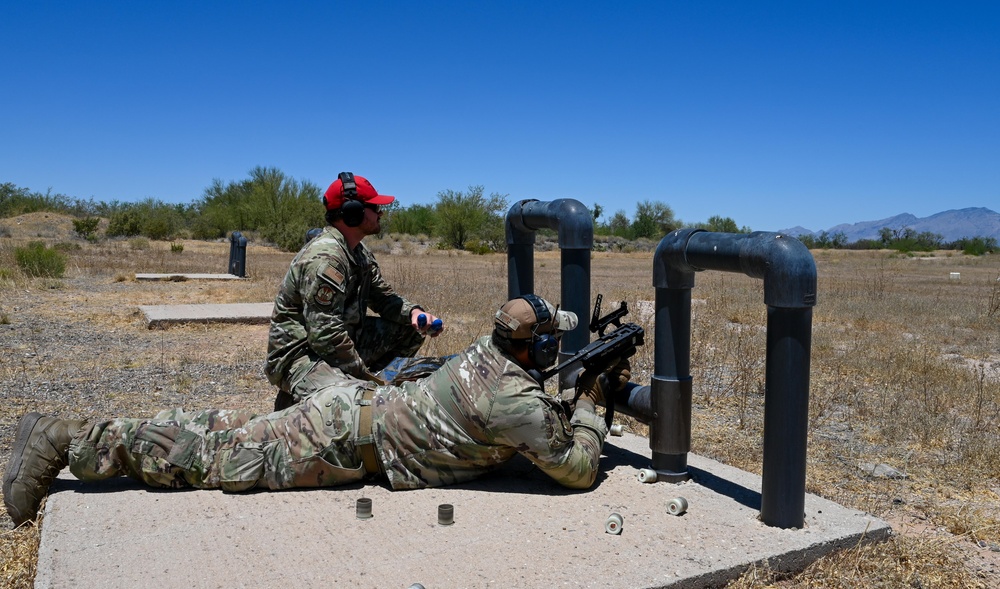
[2,212,999,587]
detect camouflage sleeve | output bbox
[366,256,420,324]
[302,258,366,378]
[490,380,607,490]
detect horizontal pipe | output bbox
[506,198,593,250]
[655,230,817,308]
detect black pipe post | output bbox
[506,199,537,300]
[305,228,323,244]
[228,231,247,278]
[505,199,593,388]
[650,229,700,481]
[653,230,816,529]
[761,306,813,529]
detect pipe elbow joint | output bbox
[505,199,539,246]
[549,199,593,249]
[741,233,817,308]
[654,228,702,289]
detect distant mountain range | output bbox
[780,207,1000,242]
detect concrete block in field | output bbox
[135,273,245,281]
[139,303,272,328]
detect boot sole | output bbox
[2,412,44,521]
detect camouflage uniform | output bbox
[68,336,607,491]
[266,226,425,403]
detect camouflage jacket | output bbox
[372,336,608,490]
[265,227,419,384]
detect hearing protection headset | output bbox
[338,172,366,227]
[521,294,560,368]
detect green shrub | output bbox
[144,217,172,240]
[107,208,144,237]
[261,221,314,253]
[463,239,494,255]
[72,217,101,239]
[959,236,998,256]
[14,241,66,278]
[170,242,184,253]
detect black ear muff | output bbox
[521,294,559,368]
[531,334,559,369]
[339,172,365,227]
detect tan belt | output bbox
[356,387,382,478]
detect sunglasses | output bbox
[364,203,382,214]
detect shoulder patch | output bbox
[315,285,336,306]
[319,264,346,292]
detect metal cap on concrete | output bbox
[35,432,889,589]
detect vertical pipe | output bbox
[760,306,812,528]
[559,248,591,362]
[650,287,693,480]
[507,243,534,300]
[557,248,591,391]
[228,231,247,278]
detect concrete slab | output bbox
[36,433,889,589]
[135,273,245,281]
[139,303,273,328]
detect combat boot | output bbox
[3,413,87,526]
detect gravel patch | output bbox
[0,276,275,531]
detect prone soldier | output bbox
[4,295,630,527]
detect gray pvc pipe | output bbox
[650,229,816,528]
[505,198,593,386]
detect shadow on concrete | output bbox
[689,465,762,511]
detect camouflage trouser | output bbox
[68,384,379,491]
[275,316,424,410]
[352,315,426,373]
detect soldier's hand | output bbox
[575,368,609,406]
[410,309,445,337]
[607,357,631,393]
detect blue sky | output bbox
[2,1,998,232]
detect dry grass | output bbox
[2,212,1000,587]
[0,525,38,589]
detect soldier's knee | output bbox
[219,440,293,492]
[130,422,205,488]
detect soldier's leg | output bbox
[152,408,256,431]
[278,361,360,411]
[69,387,368,491]
[355,316,425,372]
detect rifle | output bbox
[539,295,645,428]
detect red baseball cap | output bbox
[323,174,396,210]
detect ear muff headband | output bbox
[339,171,365,227]
[521,294,559,368]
